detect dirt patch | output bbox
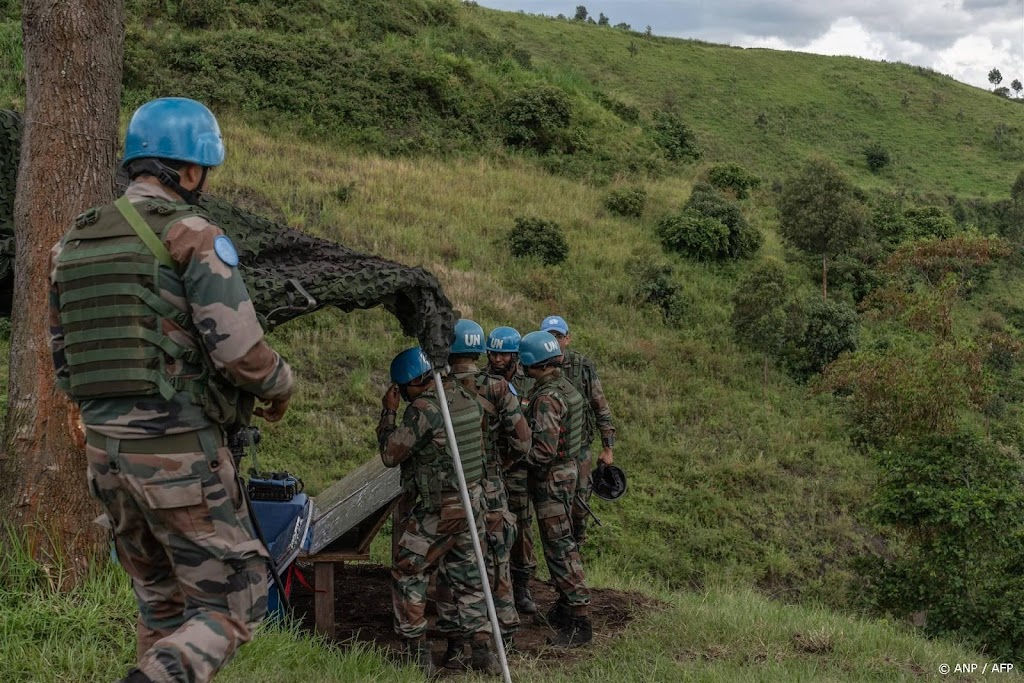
[290,563,661,671]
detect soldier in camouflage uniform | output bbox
[49,99,294,683]
[539,316,616,547]
[378,347,501,677]
[435,320,531,666]
[519,331,592,648]
[483,326,539,615]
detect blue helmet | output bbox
[486,326,521,353]
[451,319,486,355]
[539,315,569,335]
[123,98,226,167]
[519,331,563,367]
[390,347,432,385]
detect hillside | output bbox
[2,0,1024,679]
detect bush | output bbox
[707,163,761,198]
[863,142,891,173]
[603,186,647,217]
[655,210,729,261]
[904,205,957,239]
[506,216,569,265]
[651,111,701,161]
[500,85,573,153]
[783,298,858,380]
[625,253,678,316]
[685,182,762,259]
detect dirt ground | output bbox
[290,562,659,672]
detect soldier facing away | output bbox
[484,326,539,615]
[436,320,531,666]
[539,315,616,547]
[377,347,502,677]
[49,98,294,683]
[520,331,593,648]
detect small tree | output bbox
[731,259,794,395]
[1012,79,1023,97]
[597,12,609,26]
[776,157,869,300]
[989,68,1003,86]
[863,142,891,174]
[1011,168,1024,205]
[573,5,588,21]
[644,25,652,37]
[506,216,569,265]
[614,22,630,30]
[627,41,639,58]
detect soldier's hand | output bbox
[599,447,614,465]
[254,397,290,422]
[382,384,401,412]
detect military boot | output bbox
[469,637,502,676]
[403,637,438,679]
[117,669,153,683]
[441,637,468,670]
[547,614,593,649]
[513,575,537,615]
[544,597,570,629]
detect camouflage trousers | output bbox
[437,502,520,637]
[505,460,536,582]
[529,458,590,610]
[85,428,269,683]
[569,447,593,546]
[392,487,489,640]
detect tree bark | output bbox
[0,0,124,586]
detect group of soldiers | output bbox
[377,315,617,677]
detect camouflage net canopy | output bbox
[0,110,456,366]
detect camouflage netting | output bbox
[0,110,456,366]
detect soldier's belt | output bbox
[85,428,224,454]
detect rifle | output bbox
[574,491,603,527]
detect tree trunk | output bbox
[822,252,828,301]
[0,0,124,587]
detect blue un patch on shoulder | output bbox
[214,235,239,267]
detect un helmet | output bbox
[486,326,521,353]
[519,331,562,367]
[390,347,432,386]
[451,319,486,354]
[591,462,627,501]
[123,98,226,167]
[539,315,569,335]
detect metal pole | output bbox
[432,371,512,683]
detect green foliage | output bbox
[685,182,762,259]
[625,252,679,316]
[730,259,793,359]
[500,85,573,153]
[655,210,729,261]
[651,111,701,161]
[863,141,891,174]
[707,163,761,198]
[603,185,647,217]
[858,432,1024,660]
[783,298,859,380]
[573,5,588,21]
[506,216,569,265]
[1012,169,1024,204]
[904,205,956,239]
[989,68,1003,86]
[869,194,909,244]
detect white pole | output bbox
[432,371,512,683]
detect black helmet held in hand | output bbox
[591,462,627,501]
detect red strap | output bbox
[284,564,325,596]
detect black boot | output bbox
[117,670,153,683]
[469,637,502,676]
[441,637,468,670]
[513,575,537,615]
[403,638,438,679]
[548,614,593,649]
[544,597,570,629]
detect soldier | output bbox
[436,320,531,665]
[520,331,592,648]
[484,326,538,615]
[378,347,501,677]
[539,315,616,547]
[49,98,294,683]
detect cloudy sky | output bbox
[476,0,1024,91]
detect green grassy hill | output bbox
[2,0,1024,679]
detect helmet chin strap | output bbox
[128,159,205,206]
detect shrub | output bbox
[173,0,229,28]
[783,298,858,380]
[731,259,793,362]
[603,186,647,217]
[506,216,569,265]
[651,111,701,161]
[863,142,891,173]
[625,253,678,315]
[904,205,956,239]
[685,182,762,259]
[655,210,729,261]
[707,163,761,199]
[501,85,573,153]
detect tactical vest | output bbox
[410,383,486,512]
[55,198,206,404]
[565,350,596,444]
[529,375,585,463]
